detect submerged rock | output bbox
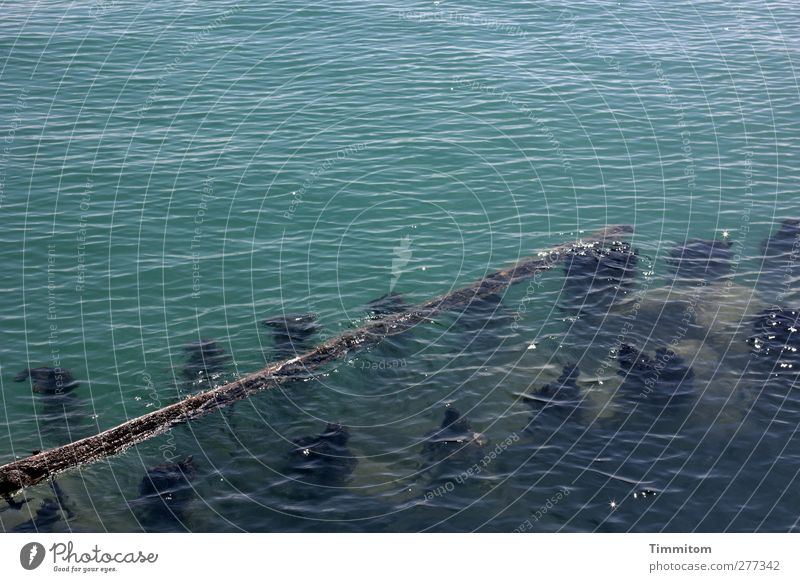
[667,238,733,283]
[134,456,197,531]
[616,344,695,401]
[138,456,197,505]
[420,407,487,469]
[37,392,92,446]
[263,312,321,358]
[520,364,582,413]
[14,367,79,395]
[140,456,196,498]
[263,312,320,336]
[762,218,800,258]
[366,292,408,319]
[287,423,358,486]
[11,479,73,533]
[182,339,229,382]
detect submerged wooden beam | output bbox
[0,224,632,500]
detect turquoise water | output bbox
[1,0,799,532]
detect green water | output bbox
[1,1,799,532]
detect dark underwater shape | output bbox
[138,456,197,503]
[454,292,503,317]
[449,292,513,334]
[561,240,639,311]
[667,238,733,282]
[420,407,487,467]
[184,339,226,359]
[287,423,358,486]
[36,392,92,446]
[758,219,800,305]
[521,364,582,410]
[133,456,197,532]
[366,292,408,319]
[761,218,800,257]
[11,479,73,533]
[262,312,320,336]
[14,367,79,395]
[263,312,321,359]
[182,339,229,381]
[747,307,800,375]
[616,344,695,401]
